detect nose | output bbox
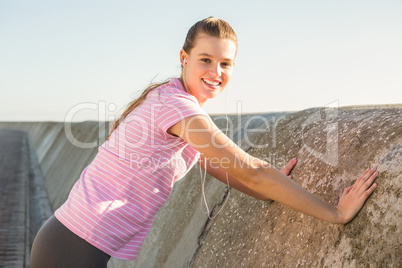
[209,63,222,77]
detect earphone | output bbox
[181,53,231,218]
[199,92,231,220]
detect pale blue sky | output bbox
[1,0,401,121]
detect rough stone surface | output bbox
[129,105,402,268]
[1,104,400,268]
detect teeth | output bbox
[202,78,220,86]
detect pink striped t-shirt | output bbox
[55,78,208,260]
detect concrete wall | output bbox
[0,121,109,211]
[1,104,400,267]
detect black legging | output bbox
[30,215,111,268]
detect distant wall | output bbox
[0,121,109,210]
[1,105,401,267]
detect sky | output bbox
[1,0,401,122]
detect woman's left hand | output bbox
[335,167,378,224]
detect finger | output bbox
[344,185,353,194]
[359,171,378,195]
[363,167,377,180]
[281,158,297,175]
[366,170,378,185]
[360,182,377,201]
[281,161,292,174]
[361,168,377,185]
[355,167,376,188]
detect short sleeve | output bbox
[157,94,209,137]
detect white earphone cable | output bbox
[199,87,231,219]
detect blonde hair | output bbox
[183,16,238,55]
[107,17,238,139]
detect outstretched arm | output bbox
[198,154,298,201]
[169,115,378,224]
[197,153,270,200]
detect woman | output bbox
[30,17,378,267]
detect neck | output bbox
[179,75,206,107]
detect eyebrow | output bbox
[198,53,234,62]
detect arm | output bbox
[168,115,378,224]
[197,153,271,201]
[198,154,298,201]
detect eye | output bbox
[201,58,211,63]
[221,62,233,68]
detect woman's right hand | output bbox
[335,167,378,224]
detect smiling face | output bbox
[180,33,237,106]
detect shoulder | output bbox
[157,78,199,105]
[157,78,207,118]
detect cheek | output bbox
[224,71,233,82]
[194,63,209,74]
[186,66,204,82]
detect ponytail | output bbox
[106,79,170,140]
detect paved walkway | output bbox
[0,129,29,267]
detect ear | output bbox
[180,49,188,66]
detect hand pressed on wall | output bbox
[335,167,378,224]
